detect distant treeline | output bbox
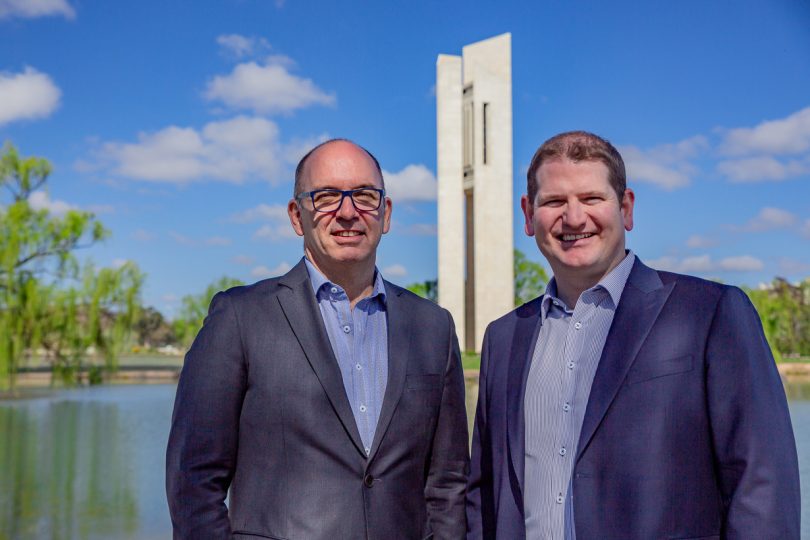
[2,144,807,391]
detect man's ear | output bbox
[521,195,535,237]
[621,188,635,232]
[287,199,305,237]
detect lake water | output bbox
[1,380,808,539]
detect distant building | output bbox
[436,33,514,352]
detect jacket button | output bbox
[363,474,374,488]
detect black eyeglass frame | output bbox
[295,188,386,213]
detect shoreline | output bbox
[2,361,808,396]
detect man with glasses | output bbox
[167,139,469,539]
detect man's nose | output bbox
[562,200,586,227]
[336,193,358,219]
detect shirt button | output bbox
[563,403,571,412]
[567,361,575,369]
[556,494,564,504]
[359,405,367,412]
[356,363,362,370]
[330,287,338,294]
[343,325,351,333]
[559,447,567,456]
[574,321,582,330]
[364,447,370,455]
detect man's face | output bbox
[521,158,634,286]
[288,141,391,273]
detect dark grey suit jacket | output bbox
[167,260,469,540]
[467,259,800,539]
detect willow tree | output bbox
[172,276,244,349]
[0,143,108,389]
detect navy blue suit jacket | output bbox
[467,259,800,539]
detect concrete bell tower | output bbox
[436,33,514,352]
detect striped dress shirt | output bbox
[524,252,636,540]
[305,258,389,457]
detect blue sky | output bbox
[1,0,809,316]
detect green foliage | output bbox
[0,143,140,389]
[172,276,244,349]
[406,280,438,302]
[514,248,549,306]
[744,278,810,362]
[133,306,175,348]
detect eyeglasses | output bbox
[295,188,385,213]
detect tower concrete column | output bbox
[437,33,514,353]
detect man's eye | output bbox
[584,197,603,204]
[542,200,564,208]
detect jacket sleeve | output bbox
[466,326,491,540]
[424,310,471,539]
[706,286,801,539]
[166,291,247,540]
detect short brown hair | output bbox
[294,138,384,196]
[526,131,626,205]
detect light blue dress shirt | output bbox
[524,251,636,540]
[304,258,389,456]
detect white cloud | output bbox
[87,204,114,215]
[251,261,292,279]
[382,264,407,278]
[801,219,810,239]
[229,203,288,223]
[685,234,717,249]
[27,190,74,215]
[647,254,764,274]
[383,164,437,202]
[204,58,335,115]
[738,207,798,231]
[169,231,195,246]
[620,136,708,190]
[232,255,255,265]
[253,223,298,242]
[0,0,74,19]
[717,155,810,182]
[132,229,154,242]
[216,34,270,58]
[778,257,810,275]
[205,236,232,246]
[0,67,61,126]
[406,223,438,236]
[720,106,810,156]
[97,116,293,184]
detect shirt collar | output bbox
[541,250,636,319]
[303,257,387,304]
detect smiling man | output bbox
[466,131,800,539]
[167,139,469,540]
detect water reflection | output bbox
[0,386,174,540]
[0,379,807,539]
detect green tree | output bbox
[0,143,109,389]
[172,276,244,349]
[514,248,549,306]
[406,280,438,302]
[133,306,176,348]
[745,277,810,362]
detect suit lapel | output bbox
[367,281,409,462]
[506,299,544,503]
[575,260,674,461]
[277,260,366,457]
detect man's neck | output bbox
[307,256,376,308]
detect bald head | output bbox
[294,138,384,196]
